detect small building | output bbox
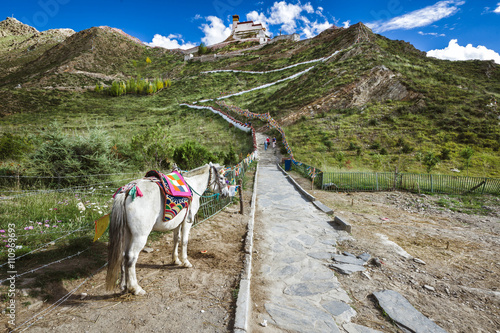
[227,15,269,44]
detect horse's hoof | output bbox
[182,261,193,268]
[131,287,146,296]
[173,259,182,266]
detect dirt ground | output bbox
[1,169,255,333]
[290,172,500,333]
[4,166,500,333]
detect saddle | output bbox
[145,170,193,222]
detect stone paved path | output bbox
[250,133,364,332]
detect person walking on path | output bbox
[272,137,276,149]
[266,137,270,148]
[264,138,268,150]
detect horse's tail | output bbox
[106,193,127,291]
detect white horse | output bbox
[106,163,229,295]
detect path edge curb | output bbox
[276,163,335,217]
[234,162,259,332]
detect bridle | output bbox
[207,164,225,195]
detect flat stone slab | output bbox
[330,263,366,275]
[322,300,357,324]
[343,323,383,333]
[284,281,339,296]
[373,290,448,333]
[333,254,366,266]
[308,252,333,260]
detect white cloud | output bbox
[267,1,305,33]
[148,34,196,50]
[247,10,269,29]
[200,16,232,45]
[368,0,465,33]
[418,31,446,37]
[193,14,202,20]
[246,1,332,38]
[427,39,500,64]
[494,2,500,13]
[343,20,351,28]
[303,20,332,38]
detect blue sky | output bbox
[2,0,500,63]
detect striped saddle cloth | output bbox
[145,170,192,222]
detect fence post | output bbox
[481,178,487,194]
[431,174,434,193]
[238,179,244,214]
[376,173,379,191]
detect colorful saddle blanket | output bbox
[164,193,190,222]
[145,170,192,197]
[145,170,193,222]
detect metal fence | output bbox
[322,172,500,195]
[287,161,500,195]
[196,154,256,224]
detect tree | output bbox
[197,42,208,55]
[130,123,172,170]
[422,151,440,174]
[460,146,474,176]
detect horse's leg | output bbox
[179,218,194,268]
[172,224,182,265]
[124,234,148,295]
[119,228,131,292]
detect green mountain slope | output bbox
[0,19,498,177]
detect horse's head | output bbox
[209,163,229,198]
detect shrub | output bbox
[402,142,414,154]
[173,140,215,171]
[28,124,123,186]
[130,123,173,170]
[440,147,451,160]
[422,151,440,173]
[0,133,33,160]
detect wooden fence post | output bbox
[238,179,243,215]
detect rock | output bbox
[362,272,371,280]
[332,254,366,266]
[343,322,383,333]
[342,251,356,258]
[284,281,339,296]
[80,293,88,300]
[322,300,357,324]
[308,252,333,260]
[371,258,382,267]
[358,252,371,262]
[413,258,426,265]
[423,285,436,292]
[143,247,154,253]
[260,319,268,327]
[373,290,447,333]
[329,263,366,275]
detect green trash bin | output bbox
[284,159,291,171]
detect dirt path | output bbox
[290,172,500,333]
[3,170,255,333]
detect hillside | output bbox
[0,19,499,177]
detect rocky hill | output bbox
[0,17,38,37]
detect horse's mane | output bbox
[182,164,210,178]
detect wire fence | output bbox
[286,160,500,195]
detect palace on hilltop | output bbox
[226,15,270,44]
